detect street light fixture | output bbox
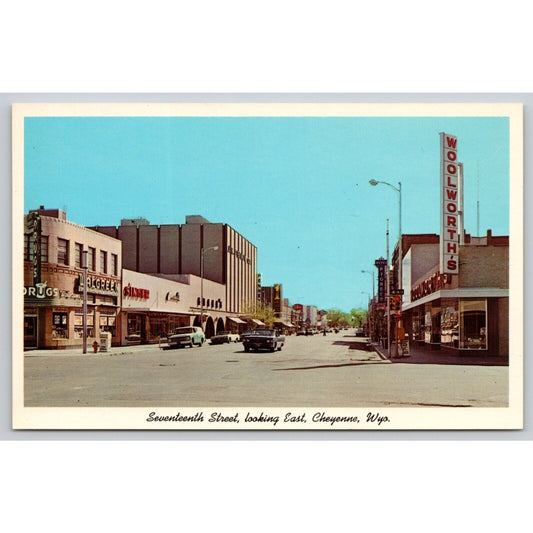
[368,179,402,291]
[200,245,219,332]
[361,270,375,298]
[370,179,403,358]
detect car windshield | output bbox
[247,329,273,336]
[216,331,230,336]
[173,327,195,334]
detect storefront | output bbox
[121,269,227,344]
[401,236,509,358]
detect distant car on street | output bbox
[296,329,306,336]
[242,329,285,352]
[165,326,205,349]
[355,327,364,337]
[210,331,240,344]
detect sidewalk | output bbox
[371,341,508,366]
[23,343,159,357]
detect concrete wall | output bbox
[159,225,180,274]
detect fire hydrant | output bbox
[92,341,99,353]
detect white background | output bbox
[2,2,532,531]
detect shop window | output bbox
[148,315,168,340]
[74,312,94,339]
[441,299,459,347]
[57,238,69,265]
[126,314,143,342]
[411,311,424,341]
[52,312,69,339]
[459,299,487,350]
[99,313,116,336]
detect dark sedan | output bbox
[242,329,285,352]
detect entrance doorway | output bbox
[24,315,38,350]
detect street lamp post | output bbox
[370,180,402,357]
[361,270,375,341]
[82,250,88,354]
[361,269,375,298]
[369,179,402,292]
[200,245,219,332]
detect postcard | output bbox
[12,101,523,430]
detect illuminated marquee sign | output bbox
[77,274,119,296]
[24,283,59,299]
[410,271,451,302]
[440,132,462,275]
[374,257,387,304]
[123,284,150,299]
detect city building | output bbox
[23,207,122,350]
[303,305,318,327]
[92,214,258,332]
[391,230,509,358]
[121,269,226,344]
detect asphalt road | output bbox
[23,332,509,408]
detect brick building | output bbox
[392,231,509,358]
[23,207,122,349]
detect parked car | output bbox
[166,326,205,349]
[210,331,240,344]
[296,329,307,336]
[305,329,315,336]
[355,327,364,337]
[242,329,285,352]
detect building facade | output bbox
[393,231,509,358]
[24,208,122,350]
[92,215,257,317]
[121,269,227,344]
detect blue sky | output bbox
[24,115,510,311]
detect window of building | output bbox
[440,298,459,347]
[87,247,96,271]
[111,254,117,276]
[41,236,48,262]
[24,235,49,262]
[52,312,69,339]
[99,312,116,337]
[459,299,487,350]
[100,250,107,274]
[74,312,94,339]
[75,243,83,268]
[57,238,69,265]
[126,314,143,342]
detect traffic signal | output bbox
[391,295,401,312]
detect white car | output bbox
[210,331,240,344]
[166,326,205,348]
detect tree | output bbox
[241,300,277,329]
[349,308,367,327]
[326,308,350,328]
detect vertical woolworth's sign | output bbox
[374,258,387,303]
[440,132,461,275]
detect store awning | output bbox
[274,320,295,328]
[228,316,246,324]
[251,319,265,326]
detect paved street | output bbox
[23,332,508,408]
